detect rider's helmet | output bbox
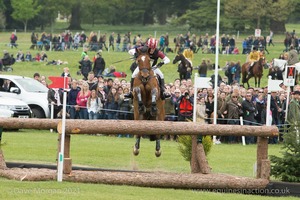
[146,38,158,49]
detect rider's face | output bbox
[149,48,155,54]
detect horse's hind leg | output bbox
[133,135,141,156]
[155,137,161,157]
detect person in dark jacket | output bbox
[79,55,92,80]
[47,88,63,118]
[198,59,208,77]
[67,80,80,119]
[93,50,106,77]
[242,92,257,144]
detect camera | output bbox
[184,92,189,99]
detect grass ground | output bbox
[0,130,297,199]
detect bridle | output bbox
[137,55,155,84]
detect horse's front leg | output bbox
[155,136,161,157]
[134,87,145,114]
[150,88,158,117]
[133,135,141,156]
[254,77,257,88]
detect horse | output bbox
[268,58,300,86]
[241,57,265,88]
[172,53,193,80]
[132,48,165,157]
[268,58,287,80]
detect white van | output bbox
[0,108,13,118]
[0,96,31,118]
[0,75,49,118]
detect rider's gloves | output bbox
[157,62,164,68]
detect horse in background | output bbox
[172,53,193,80]
[268,58,300,86]
[132,48,165,157]
[268,58,287,80]
[241,57,266,88]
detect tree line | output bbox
[0,0,299,33]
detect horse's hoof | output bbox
[155,150,161,157]
[138,105,145,114]
[133,147,139,156]
[150,107,157,117]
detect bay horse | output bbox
[132,48,165,157]
[172,54,193,80]
[241,57,265,88]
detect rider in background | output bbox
[182,45,194,67]
[125,38,171,99]
[248,46,260,75]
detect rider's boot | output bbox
[124,78,134,98]
[248,64,252,75]
[160,78,171,100]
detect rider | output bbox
[125,38,171,99]
[182,45,194,67]
[248,46,260,75]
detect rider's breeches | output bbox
[131,67,164,79]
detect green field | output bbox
[0,130,297,199]
[0,23,300,199]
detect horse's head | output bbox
[172,54,181,64]
[136,48,152,81]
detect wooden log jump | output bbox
[0,118,278,187]
[0,118,60,130]
[56,120,278,136]
[0,118,278,137]
[0,168,269,190]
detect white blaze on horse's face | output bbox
[141,56,146,62]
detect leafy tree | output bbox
[34,0,59,31]
[0,1,6,28]
[270,120,300,182]
[11,0,41,32]
[178,135,212,162]
[269,0,297,33]
[224,0,297,33]
[172,0,226,31]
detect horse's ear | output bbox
[136,47,140,54]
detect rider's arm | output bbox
[157,51,170,66]
[128,48,136,56]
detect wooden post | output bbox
[191,136,201,173]
[256,136,269,179]
[196,143,211,174]
[57,133,72,174]
[0,149,6,170]
[260,159,271,180]
[0,127,6,169]
[190,136,211,174]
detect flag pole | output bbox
[212,0,220,143]
[57,76,67,182]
